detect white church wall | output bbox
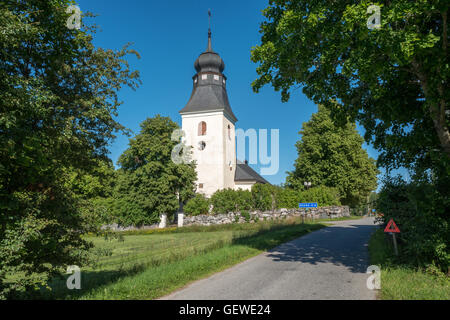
[182,111,231,197]
[234,182,254,192]
[222,114,236,190]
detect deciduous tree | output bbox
[0,0,140,298]
[286,106,378,206]
[251,0,449,172]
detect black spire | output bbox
[179,11,237,123]
[207,9,212,52]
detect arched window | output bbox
[227,125,231,140]
[198,121,207,136]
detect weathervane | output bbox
[208,9,211,32]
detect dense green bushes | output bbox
[184,184,341,216]
[184,194,210,216]
[376,176,449,272]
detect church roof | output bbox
[179,30,237,122]
[235,160,270,184]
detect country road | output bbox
[161,217,378,300]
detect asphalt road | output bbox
[161,217,378,300]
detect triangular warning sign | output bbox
[384,219,400,233]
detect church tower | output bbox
[179,27,238,197]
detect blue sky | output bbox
[75,0,398,188]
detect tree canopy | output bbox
[0,0,140,298]
[251,0,449,174]
[286,105,379,206]
[114,115,197,226]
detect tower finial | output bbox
[207,9,212,52]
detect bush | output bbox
[235,189,254,211]
[275,188,300,209]
[377,176,449,272]
[299,186,341,207]
[184,194,210,216]
[251,184,276,211]
[210,189,240,214]
[241,210,251,222]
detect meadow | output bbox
[35,217,326,300]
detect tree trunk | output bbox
[411,60,450,158]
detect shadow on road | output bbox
[265,224,377,273]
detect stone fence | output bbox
[182,206,350,227]
[101,206,350,231]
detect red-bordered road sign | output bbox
[384,219,400,233]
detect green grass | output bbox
[35,217,325,300]
[317,215,364,222]
[368,229,450,300]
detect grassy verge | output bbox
[368,229,449,300]
[317,215,364,222]
[36,218,325,300]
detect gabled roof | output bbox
[235,160,270,184]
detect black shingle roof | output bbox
[235,160,270,184]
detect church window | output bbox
[227,125,231,139]
[198,141,206,151]
[202,74,208,80]
[214,75,219,81]
[198,121,207,136]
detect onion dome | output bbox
[194,30,225,73]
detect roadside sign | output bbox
[299,203,318,208]
[384,219,400,233]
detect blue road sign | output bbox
[299,203,318,208]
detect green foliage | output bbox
[113,115,197,226]
[251,0,450,170]
[210,189,240,214]
[286,105,379,206]
[377,176,449,271]
[275,187,299,209]
[298,186,341,207]
[369,230,450,300]
[235,189,254,212]
[241,210,251,222]
[0,1,140,298]
[184,194,210,216]
[251,184,276,211]
[209,184,342,216]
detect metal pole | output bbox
[392,233,398,256]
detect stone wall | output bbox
[183,206,350,227]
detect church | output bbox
[179,28,269,197]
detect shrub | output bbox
[252,184,276,211]
[298,186,341,206]
[241,210,251,222]
[377,176,449,272]
[210,189,239,214]
[275,188,301,209]
[184,194,210,216]
[235,189,254,211]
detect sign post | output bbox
[384,219,400,256]
[299,203,318,223]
